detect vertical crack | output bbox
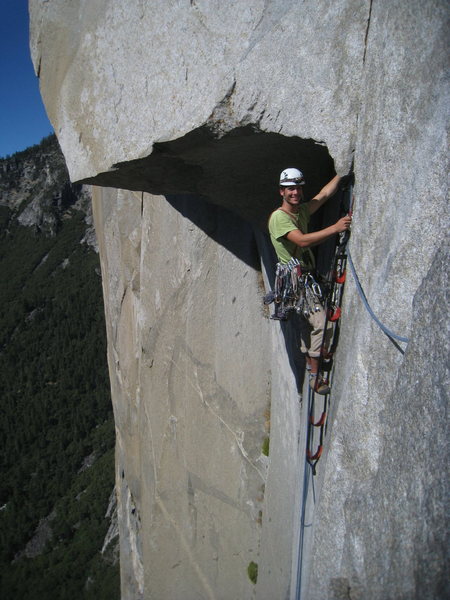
[363,0,373,64]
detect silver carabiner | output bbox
[312,281,322,299]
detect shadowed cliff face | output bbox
[30,1,449,599]
[81,128,336,229]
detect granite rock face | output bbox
[92,188,278,598]
[30,1,449,598]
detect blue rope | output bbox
[347,248,410,345]
[295,386,316,600]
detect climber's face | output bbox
[280,185,304,210]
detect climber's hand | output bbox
[334,214,352,233]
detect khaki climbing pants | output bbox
[300,305,333,358]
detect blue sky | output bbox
[0,0,53,158]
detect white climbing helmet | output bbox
[279,167,305,186]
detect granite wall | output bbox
[30,1,448,598]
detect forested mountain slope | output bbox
[0,135,119,599]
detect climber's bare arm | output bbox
[308,175,341,215]
[286,214,352,248]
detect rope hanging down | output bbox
[346,248,410,348]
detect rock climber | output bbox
[268,168,352,394]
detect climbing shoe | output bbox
[309,374,330,395]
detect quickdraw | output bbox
[266,260,324,322]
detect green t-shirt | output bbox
[268,205,315,268]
